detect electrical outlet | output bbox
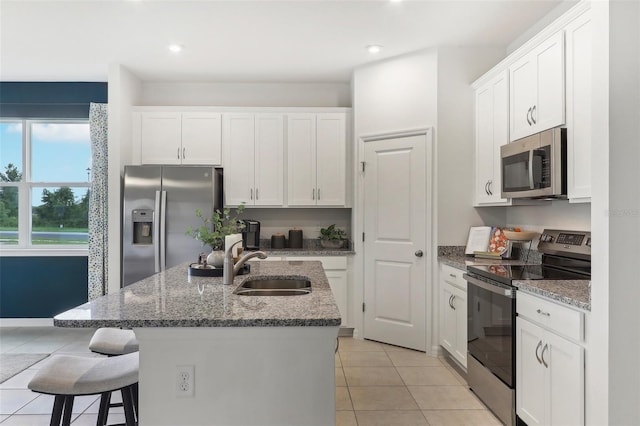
[176,365,195,397]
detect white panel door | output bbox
[363,133,427,351]
[140,112,182,165]
[287,113,317,206]
[316,113,346,206]
[181,112,222,166]
[254,114,284,206]
[223,113,255,206]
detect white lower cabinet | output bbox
[516,292,585,426]
[439,263,467,368]
[287,256,348,326]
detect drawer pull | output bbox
[536,309,551,317]
[449,273,457,278]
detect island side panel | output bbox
[136,326,339,426]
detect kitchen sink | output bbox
[234,278,312,296]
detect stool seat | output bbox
[28,352,138,396]
[89,328,139,356]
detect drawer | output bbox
[517,291,584,342]
[286,256,347,270]
[440,263,466,289]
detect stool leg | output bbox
[61,396,74,426]
[121,386,136,426]
[50,395,65,426]
[131,383,139,421]
[97,392,111,426]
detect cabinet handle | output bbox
[177,147,181,159]
[535,340,543,365]
[312,188,315,200]
[541,343,549,368]
[484,181,490,195]
[531,105,537,124]
[255,188,259,200]
[317,188,320,200]
[448,295,453,309]
[451,295,456,310]
[250,188,253,200]
[536,308,551,317]
[526,107,532,125]
[183,147,186,159]
[488,180,493,196]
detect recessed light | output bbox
[367,45,382,54]
[168,44,184,53]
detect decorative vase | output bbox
[320,239,344,249]
[207,250,225,268]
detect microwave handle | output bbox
[528,150,535,189]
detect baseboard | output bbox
[0,318,54,327]
[338,327,354,337]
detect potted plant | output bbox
[319,224,347,249]
[186,205,245,267]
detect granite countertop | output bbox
[513,279,591,311]
[54,260,341,328]
[438,254,528,270]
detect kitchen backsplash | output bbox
[238,208,351,240]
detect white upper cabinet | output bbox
[510,31,565,141]
[288,113,347,207]
[475,70,511,206]
[565,10,592,203]
[139,111,222,165]
[223,113,284,207]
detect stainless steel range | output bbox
[463,229,591,426]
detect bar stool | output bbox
[89,328,139,425]
[28,352,139,426]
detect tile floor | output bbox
[0,327,501,425]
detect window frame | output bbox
[0,118,90,256]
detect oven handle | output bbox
[463,273,515,298]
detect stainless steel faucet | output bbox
[223,240,267,285]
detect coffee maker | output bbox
[241,219,261,250]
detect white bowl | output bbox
[502,230,538,241]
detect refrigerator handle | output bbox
[154,190,161,273]
[160,190,167,271]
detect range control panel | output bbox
[538,229,591,259]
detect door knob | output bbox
[415,250,423,257]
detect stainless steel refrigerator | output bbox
[122,165,223,286]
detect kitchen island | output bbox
[55,260,341,426]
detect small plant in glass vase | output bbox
[186,204,245,267]
[319,224,347,249]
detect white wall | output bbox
[140,82,351,107]
[107,64,142,294]
[245,208,351,242]
[436,47,507,245]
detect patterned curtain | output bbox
[88,103,109,300]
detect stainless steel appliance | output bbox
[501,127,566,199]
[463,229,591,426]
[122,165,223,286]
[241,219,260,250]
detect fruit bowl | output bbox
[502,230,538,241]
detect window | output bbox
[0,120,91,249]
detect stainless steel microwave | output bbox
[500,127,566,199]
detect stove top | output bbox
[466,264,589,286]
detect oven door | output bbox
[464,274,516,388]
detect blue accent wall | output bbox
[0,257,88,318]
[0,82,107,118]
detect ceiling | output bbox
[0,0,572,83]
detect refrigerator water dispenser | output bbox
[132,209,154,245]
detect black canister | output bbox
[288,228,303,249]
[271,233,286,249]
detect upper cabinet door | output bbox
[510,31,565,141]
[140,112,182,165]
[254,114,284,206]
[287,113,317,206]
[316,113,346,206]
[223,113,255,206]
[565,10,592,203]
[475,71,511,206]
[181,112,222,166]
